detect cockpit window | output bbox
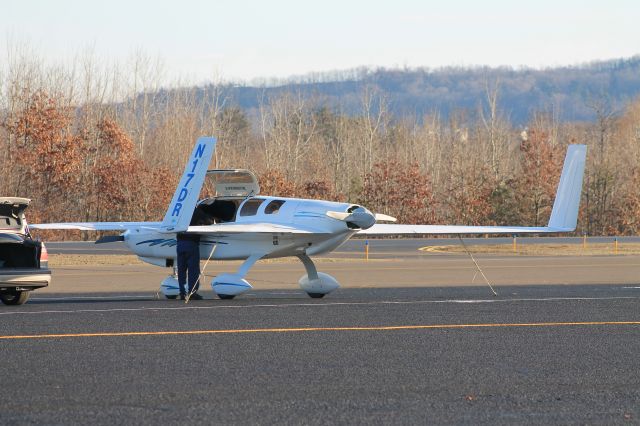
[239,198,265,217]
[264,200,285,214]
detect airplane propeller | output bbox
[373,213,397,222]
[326,207,397,229]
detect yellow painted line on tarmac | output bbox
[2,321,639,340]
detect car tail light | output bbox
[40,243,49,269]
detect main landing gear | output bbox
[159,253,341,300]
[210,253,340,300]
[159,268,180,299]
[296,254,340,298]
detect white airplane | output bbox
[31,137,587,300]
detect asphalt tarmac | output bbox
[1,251,639,424]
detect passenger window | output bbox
[239,198,265,217]
[264,200,285,214]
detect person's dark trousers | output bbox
[177,238,201,295]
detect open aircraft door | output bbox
[205,169,260,198]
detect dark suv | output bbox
[0,198,50,305]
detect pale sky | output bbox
[2,0,639,84]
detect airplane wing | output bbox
[30,222,162,231]
[359,224,564,235]
[360,144,587,236]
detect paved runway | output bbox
[2,253,639,424]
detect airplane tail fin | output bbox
[160,137,217,232]
[547,144,587,231]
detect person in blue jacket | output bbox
[176,208,212,300]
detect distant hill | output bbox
[197,56,640,124]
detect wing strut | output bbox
[457,236,498,296]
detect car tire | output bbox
[0,291,30,305]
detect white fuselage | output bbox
[124,196,359,265]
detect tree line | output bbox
[1,51,639,238]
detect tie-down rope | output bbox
[457,236,497,296]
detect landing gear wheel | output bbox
[165,295,177,300]
[0,291,30,305]
[307,292,325,299]
[217,294,236,300]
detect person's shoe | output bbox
[179,294,186,300]
[189,293,204,300]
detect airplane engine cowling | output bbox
[211,273,253,296]
[298,272,340,295]
[346,206,376,230]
